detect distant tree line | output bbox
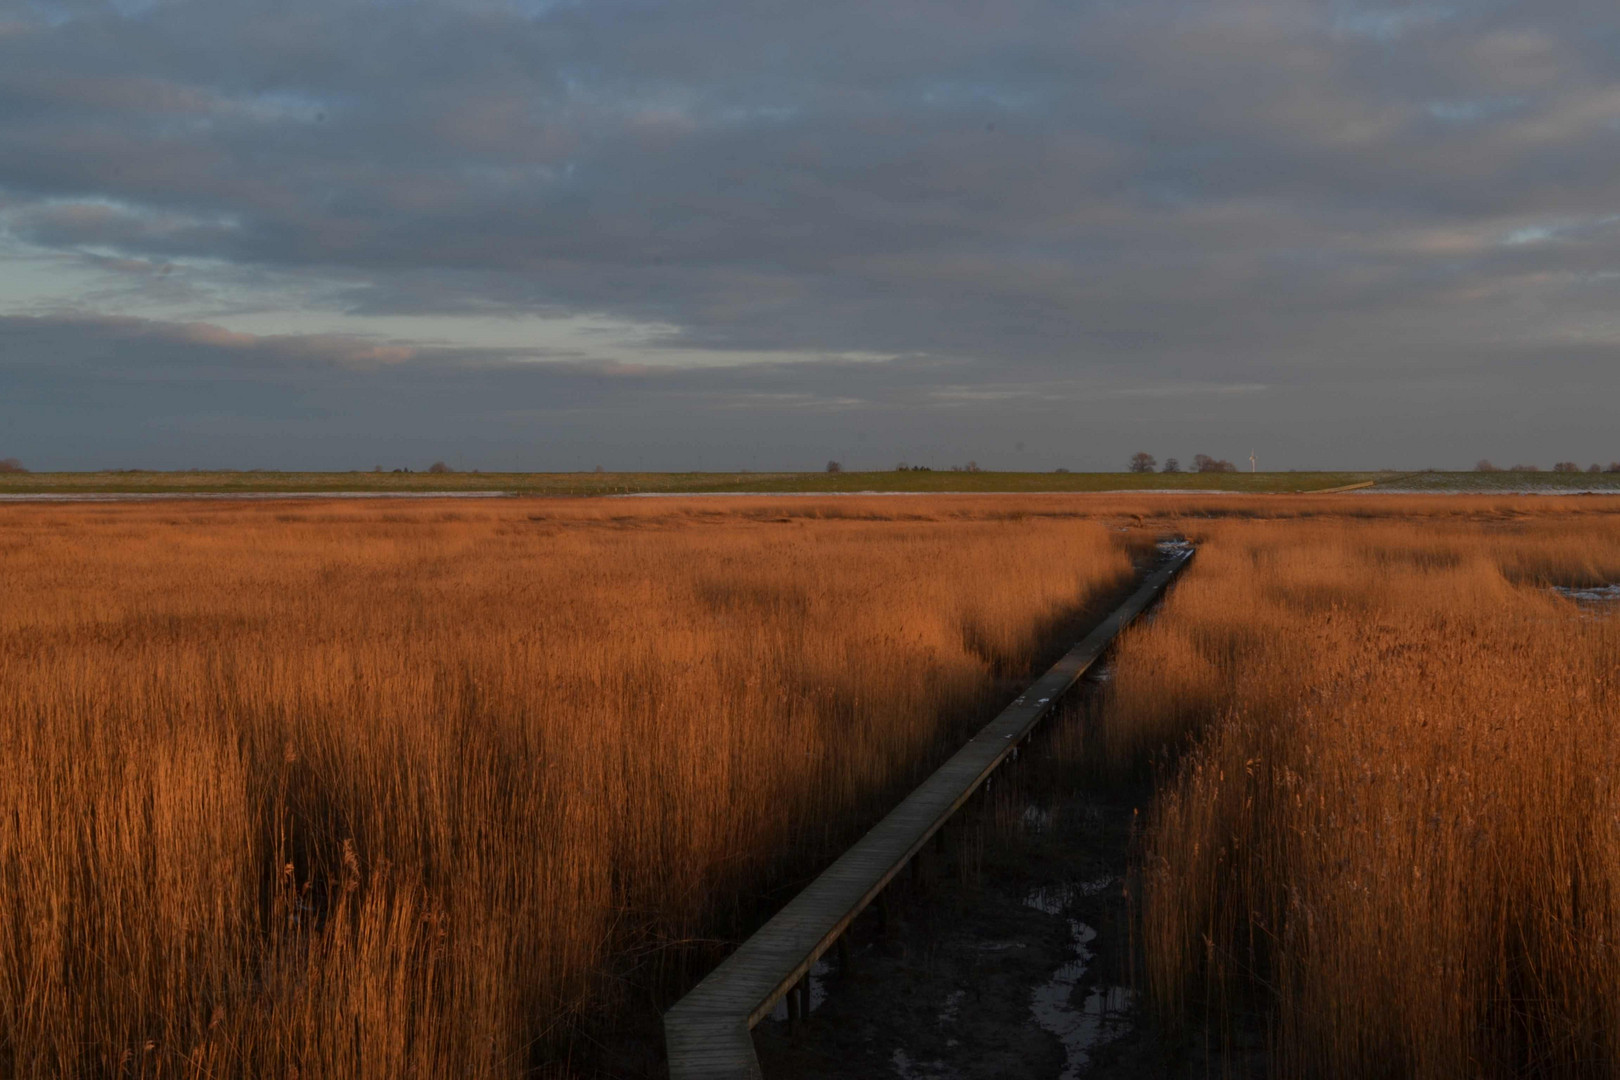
[0,458,26,474]
[1477,460,1620,473]
[1129,452,1232,474]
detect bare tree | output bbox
[826,460,843,473]
[1475,459,1499,472]
[1193,453,1236,473]
[1589,464,1603,473]
[1511,463,1541,472]
[1609,463,1620,474]
[427,461,454,474]
[1553,461,1580,473]
[0,458,25,474]
[1162,458,1180,474]
[1129,451,1157,473]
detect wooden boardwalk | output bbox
[664,546,1195,1079]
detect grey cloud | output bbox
[2,0,1619,465]
[3,312,1616,472]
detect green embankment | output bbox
[1371,470,1620,493]
[0,470,1395,496]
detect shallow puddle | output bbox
[937,989,965,1047]
[891,1049,962,1080]
[1552,583,1620,607]
[1024,884,1073,916]
[1022,805,1054,834]
[1024,886,1131,1078]
[1549,584,1620,620]
[768,957,830,1022]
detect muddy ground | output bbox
[751,680,1265,1080]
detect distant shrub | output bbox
[427,462,454,474]
[0,458,26,474]
[825,460,842,473]
[1475,460,1499,472]
[1054,467,1070,474]
[1194,453,1236,473]
[1609,463,1620,474]
[1553,462,1581,473]
[1511,464,1541,472]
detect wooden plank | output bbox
[664,547,1194,1079]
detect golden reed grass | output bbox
[0,495,1143,1078]
[1094,497,1620,1077]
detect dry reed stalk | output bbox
[1095,509,1620,1077]
[0,496,1143,1077]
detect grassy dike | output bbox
[0,469,1391,496]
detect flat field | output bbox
[1376,470,1620,493]
[0,495,1148,1077]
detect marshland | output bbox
[6,493,1620,1078]
[0,496,1146,1077]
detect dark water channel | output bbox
[751,662,1248,1080]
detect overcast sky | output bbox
[2,0,1617,471]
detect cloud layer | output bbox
[3,0,1619,468]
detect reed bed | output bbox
[0,495,1143,1078]
[1097,502,1620,1077]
